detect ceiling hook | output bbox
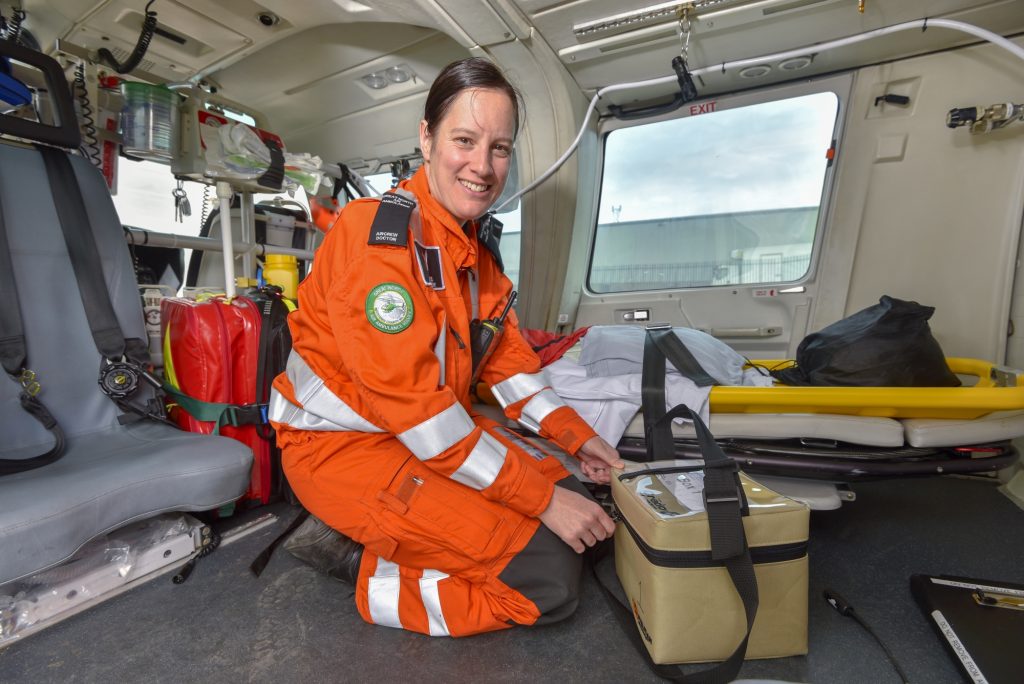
[677,3,695,65]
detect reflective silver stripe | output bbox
[367,559,402,629]
[397,401,475,461]
[450,431,507,490]
[434,313,446,388]
[268,389,347,432]
[269,352,384,432]
[520,388,566,433]
[491,371,548,409]
[420,569,451,637]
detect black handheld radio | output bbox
[470,291,518,386]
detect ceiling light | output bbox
[385,65,411,83]
[739,64,771,78]
[779,55,813,70]
[362,72,388,89]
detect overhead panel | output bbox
[419,0,522,47]
[62,0,257,81]
[517,0,1023,96]
[219,23,468,159]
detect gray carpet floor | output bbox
[2,475,1021,683]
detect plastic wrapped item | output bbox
[200,121,324,194]
[0,514,202,645]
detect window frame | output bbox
[584,74,851,296]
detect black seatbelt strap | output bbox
[37,146,162,418]
[39,147,126,360]
[0,175,66,475]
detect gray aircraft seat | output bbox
[0,42,251,585]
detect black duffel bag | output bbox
[773,295,961,387]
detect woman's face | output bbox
[419,87,514,224]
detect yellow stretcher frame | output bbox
[719,358,1023,419]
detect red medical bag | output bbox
[162,288,291,505]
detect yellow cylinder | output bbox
[263,254,299,299]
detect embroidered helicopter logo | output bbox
[366,283,414,334]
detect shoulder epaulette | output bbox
[367,191,415,248]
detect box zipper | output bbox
[620,517,806,568]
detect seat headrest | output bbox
[0,40,80,149]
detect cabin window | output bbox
[113,158,309,287]
[588,91,839,293]
[113,159,310,236]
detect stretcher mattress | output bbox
[479,358,1024,449]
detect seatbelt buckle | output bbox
[222,403,269,427]
[645,322,672,332]
[223,404,260,427]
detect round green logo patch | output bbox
[365,282,414,333]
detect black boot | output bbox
[283,514,363,584]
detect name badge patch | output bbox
[368,193,414,247]
[366,283,414,333]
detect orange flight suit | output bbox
[270,168,597,636]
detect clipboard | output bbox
[910,574,1024,684]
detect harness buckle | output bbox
[19,369,41,396]
[99,357,142,399]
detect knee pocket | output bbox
[376,459,513,560]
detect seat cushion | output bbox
[0,421,251,585]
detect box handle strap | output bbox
[595,408,758,681]
[591,328,758,682]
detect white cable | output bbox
[495,18,1024,212]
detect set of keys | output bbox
[172,180,191,223]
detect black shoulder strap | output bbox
[0,162,66,475]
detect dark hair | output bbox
[423,57,522,138]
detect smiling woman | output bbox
[267,56,624,639]
[418,59,520,223]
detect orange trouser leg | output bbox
[279,423,580,637]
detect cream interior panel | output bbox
[815,38,1024,362]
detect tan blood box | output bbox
[611,459,810,665]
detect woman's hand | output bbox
[539,486,616,553]
[576,436,625,484]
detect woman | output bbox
[269,57,622,637]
